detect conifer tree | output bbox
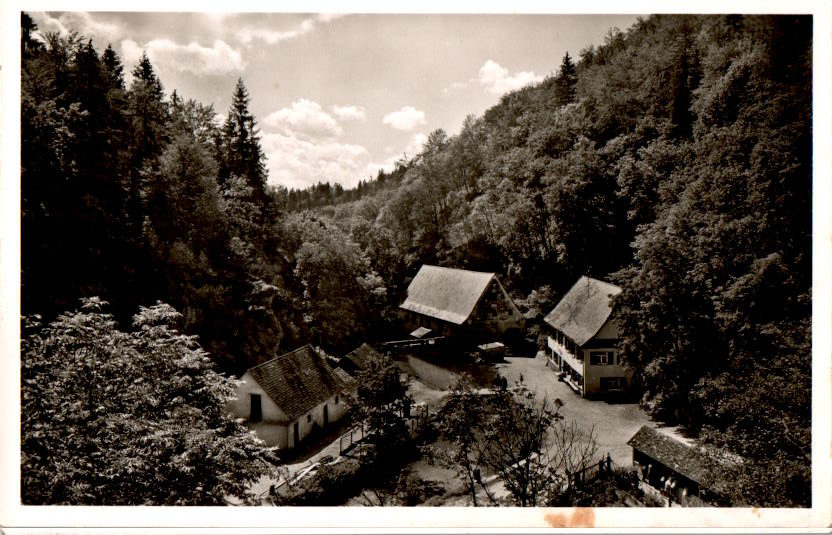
[127,51,169,229]
[219,78,268,202]
[555,52,578,105]
[101,43,125,90]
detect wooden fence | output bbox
[566,454,613,488]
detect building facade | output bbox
[543,276,632,397]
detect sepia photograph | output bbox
[2,1,831,531]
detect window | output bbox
[249,394,262,422]
[307,414,312,423]
[335,395,339,404]
[590,351,614,365]
[600,377,626,391]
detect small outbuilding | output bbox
[628,425,729,505]
[338,343,385,377]
[543,276,631,397]
[399,265,525,343]
[229,345,352,449]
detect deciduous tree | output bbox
[21,298,275,505]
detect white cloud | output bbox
[477,59,544,95]
[237,13,343,45]
[262,132,369,190]
[121,38,245,78]
[367,132,428,175]
[237,24,310,45]
[382,106,426,131]
[332,105,366,121]
[315,13,346,23]
[32,12,123,45]
[442,81,470,95]
[365,156,398,176]
[405,132,428,157]
[263,99,343,140]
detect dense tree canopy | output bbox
[21,299,275,504]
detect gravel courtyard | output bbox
[495,351,690,467]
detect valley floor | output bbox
[247,348,689,506]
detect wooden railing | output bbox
[566,454,613,488]
[380,336,445,351]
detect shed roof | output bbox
[543,276,621,346]
[343,343,384,372]
[627,426,718,489]
[332,367,355,386]
[399,265,496,325]
[247,345,346,421]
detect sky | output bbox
[29,11,641,190]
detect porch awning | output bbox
[410,326,432,339]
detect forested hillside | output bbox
[21,14,811,506]
[21,14,392,375]
[281,15,813,506]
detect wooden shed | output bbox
[628,425,729,505]
[338,343,385,376]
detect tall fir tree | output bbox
[555,52,578,105]
[219,78,268,202]
[101,43,125,90]
[127,51,169,230]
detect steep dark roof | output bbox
[543,276,621,346]
[247,345,346,421]
[332,367,355,386]
[343,343,384,372]
[627,426,718,489]
[399,265,496,325]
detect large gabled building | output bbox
[399,265,525,343]
[228,345,353,449]
[543,276,631,397]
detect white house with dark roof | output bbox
[228,345,353,449]
[543,276,631,397]
[399,265,525,342]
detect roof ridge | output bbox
[247,343,316,372]
[579,274,622,292]
[422,264,495,276]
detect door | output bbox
[249,394,262,422]
[323,405,329,429]
[293,421,300,447]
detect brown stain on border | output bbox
[544,508,596,528]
